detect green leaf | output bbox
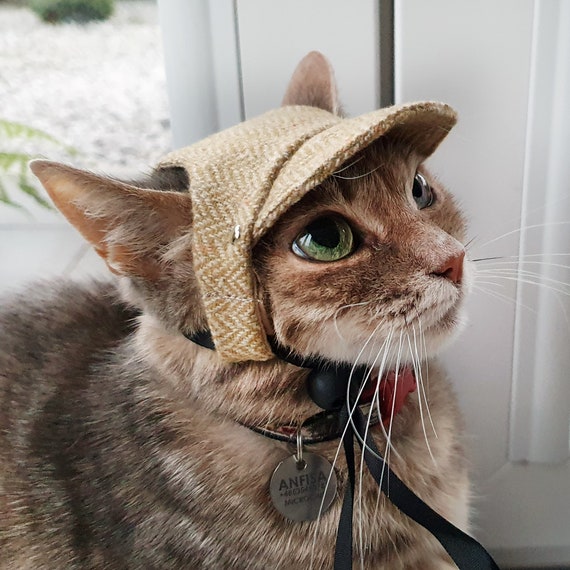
[17,160,53,210]
[17,178,54,210]
[0,177,26,211]
[0,119,76,155]
[0,118,76,210]
[0,152,31,172]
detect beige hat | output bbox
[159,102,457,362]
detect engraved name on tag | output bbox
[269,452,337,522]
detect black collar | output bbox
[184,329,378,443]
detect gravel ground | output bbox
[0,0,172,178]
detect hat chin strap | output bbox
[185,329,367,409]
[184,329,500,570]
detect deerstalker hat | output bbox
[158,102,457,362]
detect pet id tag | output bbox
[269,428,337,522]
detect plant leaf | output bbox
[0,152,31,172]
[0,119,76,155]
[0,177,26,211]
[17,174,54,210]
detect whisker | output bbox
[332,155,364,175]
[470,256,505,262]
[476,270,570,295]
[495,252,570,258]
[473,221,570,250]
[370,331,404,522]
[310,321,390,569]
[472,279,509,290]
[370,330,396,521]
[418,318,430,402]
[357,329,397,558]
[332,163,384,180]
[475,259,570,272]
[412,324,438,440]
[407,329,436,465]
[309,324,380,569]
[477,265,570,284]
[333,301,372,342]
[466,189,570,254]
[357,334,389,569]
[384,332,405,494]
[471,284,539,315]
[477,272,570,329]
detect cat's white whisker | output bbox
[418,318,431,402]
[332,163,384,181]
[331,154,364,175]
[477,271,570,329]
[374,332,403,460]
[473,279,508,290]
[371,329,396,522]
[332,301,373,342]
[356,331,395,567]
[475,259,570,271]
[476,270,570,296]
[471,283,540,315]
[490,252,570,258]
[310,322,387,570]
[477,264,570,282]
[412,324,438,441]
[473,221,570,251]
[375,331,405,513]
[414,321,439,439]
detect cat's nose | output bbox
[433,250,465,284]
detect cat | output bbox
[0,51,472,569]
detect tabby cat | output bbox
[0,52,472,569]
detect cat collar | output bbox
[184,329,416,444]
[244,371,416,445]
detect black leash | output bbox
[185,330,500,569]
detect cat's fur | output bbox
[0,52,470,568]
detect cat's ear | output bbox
[29,160,192,280]
[282,51,341,115]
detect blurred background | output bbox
[1,1,569,567]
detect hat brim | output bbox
[253,101,457,241]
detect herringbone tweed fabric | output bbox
[158,102,457,362]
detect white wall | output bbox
[396,0,570,566]
[0,191,107,298]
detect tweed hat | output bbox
[158,102,457,362]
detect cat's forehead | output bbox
[285,141,419,211]
[157,102,456,363]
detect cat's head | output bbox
[30,52,467,374]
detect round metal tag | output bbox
[269,452,337,521]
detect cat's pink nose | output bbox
[434,250,465,284]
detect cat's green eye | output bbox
[412,172,434,209]
[292,217,355,262]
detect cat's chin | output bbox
[288,295,467,369]
[421,302,467,356]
